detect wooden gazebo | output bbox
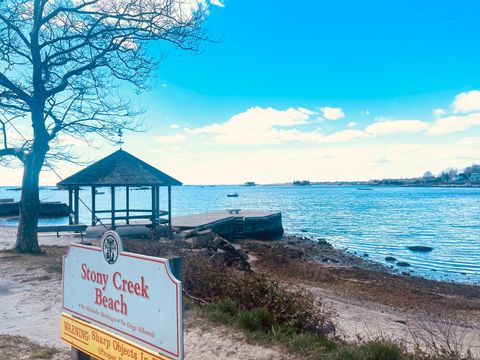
[57,150,182,230]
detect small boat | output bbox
[227,193,239,197]
[356,188,373,191]
[95,190,105,195]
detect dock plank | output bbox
[172,210,278,229]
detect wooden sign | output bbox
[62,231,183,360]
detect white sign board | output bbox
[62,231,183,360]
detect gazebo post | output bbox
[91,186,96,226]
[168,185,172,232]
[156,186,160,214]
[126,186,130,225]
[68,188,73,225]
[74,187,79,225]
[151,186,157,229]
[111,186,116,230]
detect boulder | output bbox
[396,261,411,267]
[385,256,397,262]
[407,246,433,253]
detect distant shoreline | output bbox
[3,183,480,188]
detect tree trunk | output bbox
[13,146,48,254]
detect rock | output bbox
[407,246,433,253]
[396,261,411,267]
[180,229,196,239]
[385,256,397,262]
[212,236,224,249]
[192,236,211,249]
[317,239,332,247]
[236,248,249,262]
[209,251,235,267]
[300,229,308,233]
[363,253,369,257]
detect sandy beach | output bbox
[0,226,479,359]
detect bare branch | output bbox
[0,147,25,162]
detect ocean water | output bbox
[1,185,479,284]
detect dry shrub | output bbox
[186,255,335,334]
[124,240,333,334]
[409,313,476,360]
[124,239,190,257]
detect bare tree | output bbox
[0,0,210,253]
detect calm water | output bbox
[1,185,479,284]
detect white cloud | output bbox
[453,90,480,113]
[321,129,367,143]
[347,121,357,128]
[154,133,187,143]
[456,137,480,146]
[366,120,429,136]
[188,106,318,145]
[169,124,180,129]
[427,113,480,135]
[320,107,345,121]
[433,108,446,117]
[141,141,480,184]
[209,0,225,7]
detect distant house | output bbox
[455,174,467,182]
[470,173,480,182]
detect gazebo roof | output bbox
[57,150,182,187]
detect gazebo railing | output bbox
[92,209,169,226]
[68,184,173,231]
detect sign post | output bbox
[61,231,183,360]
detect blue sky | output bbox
[4,0,480,185]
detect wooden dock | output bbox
[84,210,284,240]
[173,210,283,240]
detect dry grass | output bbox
[245,240,480,318]
[409,313,477,359]
[0,335,67,360]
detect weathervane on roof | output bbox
[117,128,125,149]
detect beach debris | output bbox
[407,245,434,253]
[185,229,251,271]
[385,256,397,262]
[396,261,411,267]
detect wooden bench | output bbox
[37,224,88,240]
